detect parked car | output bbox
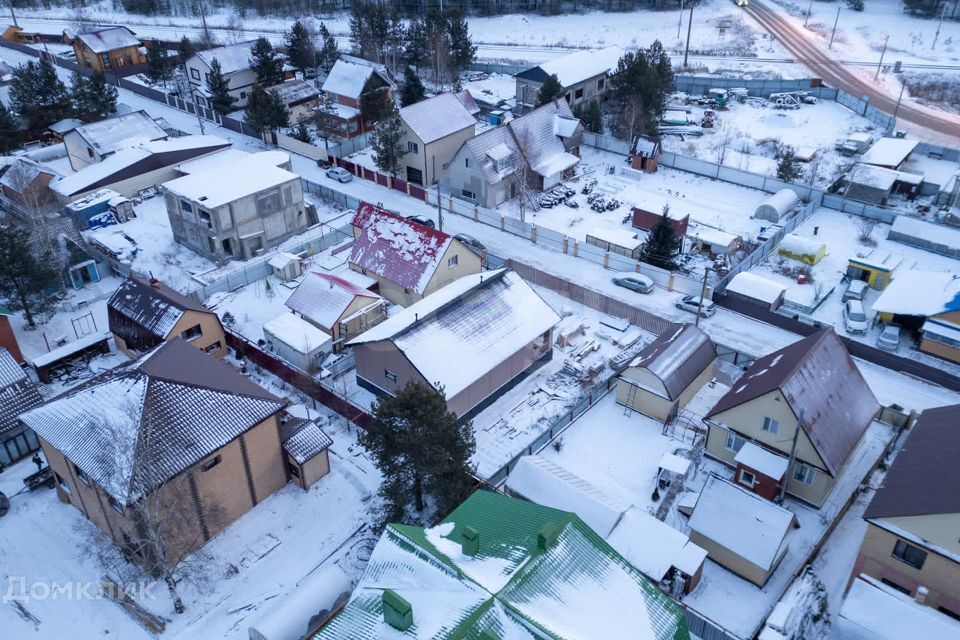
[842,300,869,335]
[454,233,486,254]
[876,325,901,351]
[676,294,716,318]
[842,279,868,302]
[326,166,353,183]
[613,275,654,294]
[405,214,435,228]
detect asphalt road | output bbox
[744,0,960,140]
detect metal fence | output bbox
[674,76,837,100]
[835,89,896,135]
[328,131,374,158]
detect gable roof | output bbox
[454,89,481,115]
[70,110,167,157]
[516,46,623,88]
[350,269,561,400]
[0,347,42,437]
[399,93,476,145]
[509,101,581,178]
[285,271,381,329]
[321,58,389,100]
[463,124,521,185]
[707,329,879,476]
[864,405,960,520]
[76,26,141,54]
[348,203,454,294]
[311,490,689,640]
[195,41,256,75]
[266,79,320,106]
[19,338,283,504]
[625,323,715,400]
[836,575,960,640]
[280,417,333,465]
[0,157,58,192]
[108,275,213,341]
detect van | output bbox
[843,300,869,335]
[842,280,868,302]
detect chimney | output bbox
[382,589,412,631]
[461,526,479,557]
[537,523,561,552]
[915,585,929,605]
[148,271,160,287]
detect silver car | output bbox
[676,294,716,318]
[876,325,901,352]
[613,275,654,294]
[326,166,353,183]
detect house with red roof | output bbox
[284,271,387,350]
[348,203,482,306]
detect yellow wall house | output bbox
[703,328,880,508]
[284,271,387,350]
[617,323,716,423]
[348,203,481,307]
[847,405,960,620]
[108,274,227,360]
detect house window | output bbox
[190,68,200,80]
[407,141,419,154]
[574,87,584,99]
[181,200,194,213]
[738,469,756,487]
[892,540,927,570]
[73,464,90,485]
[199,209,212,228]
[385,370,397,383]
[762,417,780,435]
[203,341,222,353]
[465,157,470,168]
[240,91,246,100]
[108,495,124,514]
[100,53,111,70]
[181,324,203,341]
[496,158,509,172]
[205,73,211,84]
[201,455,222,472]
[462,189,475,200]
[793,463,816,486]
[724,432,746,453]
[448,255,458,269]
[55,472,71,494]
[87,147,94,158]
[597,77,605,90]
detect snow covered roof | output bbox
[553,115,579,138]
[311,490,688,640]
[607,507,705,583]
[0,156,58,192]
[486,142,512,163]
[264,312,332,354]
[778,233,825,257]
[890,215,960,254]
[400,93,476,145]
[108,274,213,342]
[268,252,300,270]
[20,339,284,504]
[65,188,122,212]
[835,575,960,640]
[349,269,561,400]
[0,347,42,437]
[464,125,521,185]
[195,41,256,75]
[163,151,298,208]
[510,100,582,178]
[586,227,641,250]
[266,79,320,106]
[707,329,879,476]
[321,58,389,100]
[872,270,960,317]
[688,475,795,571]
[735,442,788,480]
[176,148,284,175]
[453,89,481,115]
[865,404,960,520]
[506,455,630,538]
[71,110,167,156]
[725,272,787,304]
[281,419,333,465]
[755,188,799,218]
[862,138,919,169]
[922,318,960,342]
[517,46,623,88]
[633,135,661,158]
[846,163,899,191]
[48,117,83,135]
[285,271,381,330]
[76,26,140,54]
[348,203,453,294]
[626,323,716,401]
[691,226,739,248]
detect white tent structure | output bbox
[754,189,799,223]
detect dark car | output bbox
[405,214,435,228]
[454,233,486,254]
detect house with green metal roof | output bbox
[311,490,690,640]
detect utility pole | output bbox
[892,82,906,124]
[777,410,804,504]
[683,0,694,69]
[678,0,684,40]
[829,6,841,50]
[694,267,711,328]
[933,3,948,50]
[433,156,443,232]
[875,35,889,80]
[9,1,17,28]
[803,0,814,27]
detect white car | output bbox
[735,0,748,6]
[842,300,869,335]
[675,294,716,318]
[326,167,353,183]
[876,325,901,351]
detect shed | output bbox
[617,323,717,422]
[632,206,690,236]
[888,215,960,260]
[585,227,643,259]
[64,188,129,230]
[847,251,903,290]
[843,163,898,206]
[263,313,333,373]
[724,272,787,311]
[248,564,351,640]
[862,137,919,169]
[631,135,661,173]
[687,475,796,587]
[268,252,302,282]
[280,416,334,490]
[30,331,112,383]
[734,441,789,501]
[777,233,826,265]
[691,226,741,256]
[846,132,873,154]
[754,189,799,223]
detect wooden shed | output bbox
[632,206,689,237]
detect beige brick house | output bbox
[397,93,476,186]
[284,271,386,350]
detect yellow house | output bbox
[348,203,481,307]
[847,405,960,620]
[703,328,880,508]
[846,251,903,290]
[284,271,387,351]
[108,275,227,359]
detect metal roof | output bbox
[284,271,381,329]
[76,26,141,54]
[281,419,333,465]
[399,93,476,145]
[0,348,42,437]
[625,323,715,400]
[108,275,213,341]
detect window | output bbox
[222,238,234,256]
[597,77,605,90]
[738,469,756,487]
[55,472,71,494]
[793,463,816,486]
[725,432,746,453]
[240,91,246,100]
[73,464,90,485]
[199,209,212,228]
[892,540,927,570]
[465,157,470,168]
[207,237,217,254]
[407,141,419,154]
[762,417,780,435]
[201,455,222,472]
[190,68,201,80]
[448,255,459,269]
[87,147,94,158]
[881,578,911,595]
[181,200,194,213]
[181,324,203,341]
[108,495,124,514]
[100,53,111,70]
[462,189,475,200]
[204,73,211,84]
[203,341,222,353]
[574,87,584,99]
[385,370,397,383]
[496,158,510,172]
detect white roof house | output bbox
[194,41,257,75]
[835,575,960,640]
[264,313,332,355]
[66,110,168,159]
[525,46,624,88]
[862,137,919,169]
[284,271,383,331]
[724,272,788,307]
[872,270,960,317]
[162,151,298,209]
[176,148,289,175]
[321,58,391,100]
[399,93,477,145]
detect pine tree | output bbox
[536,73,565,106]
[69,71,91,121]
[776,147,802,182]
[177,36,196,67]
[317,22,339,75]
[359,74,394,126]
[847,0,865,10]
[404,17,429,68]
[400,66,425,106]
[206,58,237,116]
[371,103,404,177]
[0,222,59,328]
[639,205,681,270]
[83,72,118,121]
[289,120,312,143]
[244,85,289,134]
[446,9,476,78]
[610,46,673,140]
[285,20,314,75]
[249,37,283,87]
[359,381,476,528]
[580,100,603,133]
[0,101,19,152]
[10,59,71,131]
[145,44,174,88]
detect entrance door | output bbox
[406,167,424,186]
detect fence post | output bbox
[573,240,579,257]
[473,207,479,222]
[531,225,538,244]
[562,237,568,254]
[603,252,609,269]
[500,215,506,231]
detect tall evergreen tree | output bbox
[317,22,339,75]
[82,72,118,121]
[639,205,681,270]
[404,17,429,68]
[359,75,394,125]
[610,44,672,141]
[249,37,284,87]
[0,223,59,329]
[206,58,237,116]
[244,85,289,134]
[177,36,197,67]
[10,59,71,131]
[0,101,19,153]
[776,147,802,182]
[400,66,425,106]
[145,43,174,87]
[579,100,604,133]
[69,71,91,120]
[289,120,312,143]
[371,102,404,177]
[446,9,476,78]
[285,20,315,75]
[359,381,476,528]
[536,73,565,106]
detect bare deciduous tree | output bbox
[857,218,878,246]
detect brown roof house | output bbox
[284,271,387,350]
[349,203,482,307]
[19,338,335,571]
[397,93,477,186]
[848,405,960,619]
[0,347,43,466]
[72,26,146,74]
[703,328,880,508]
[350,269,561,421]
[108,275,227,359]
[616,323,716,423]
